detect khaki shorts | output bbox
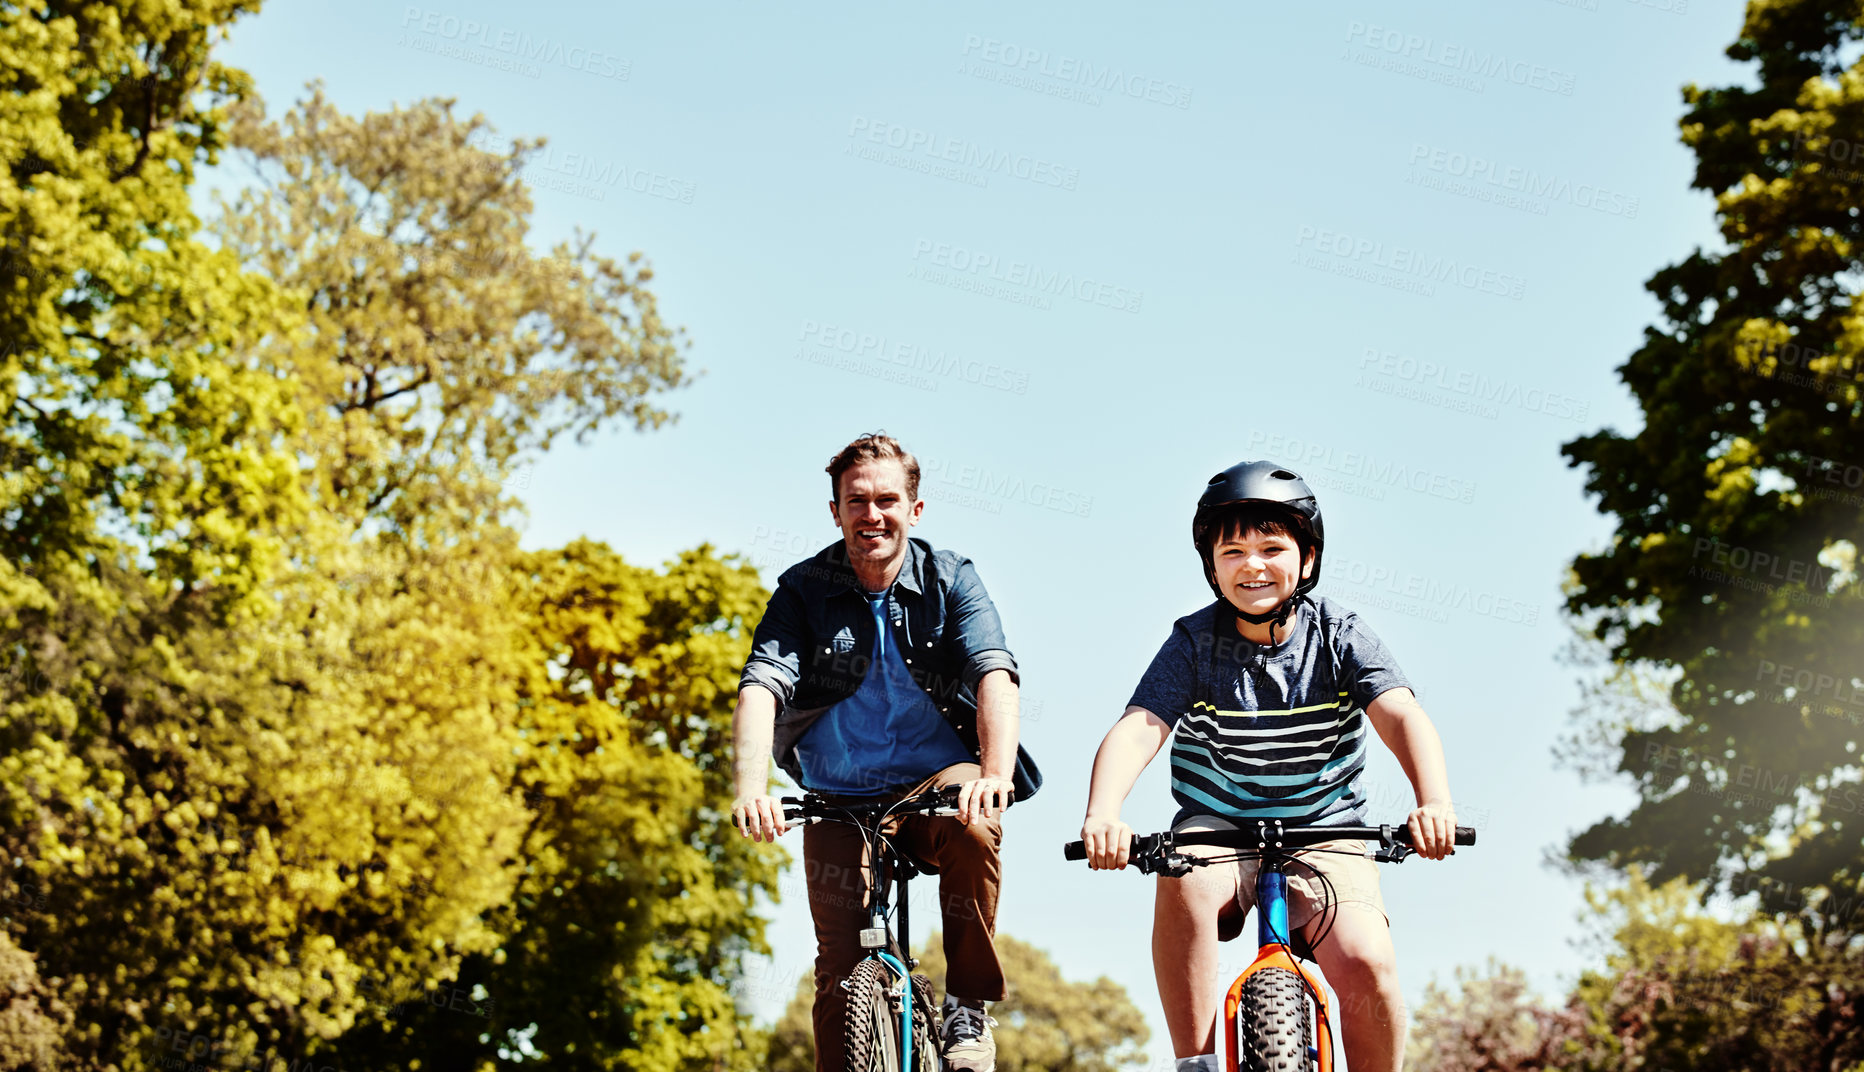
[1172,814,1388,939]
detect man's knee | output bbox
[937,816,1002,866]
[962,814,1003,849]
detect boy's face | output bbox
[1211,526,1314,616]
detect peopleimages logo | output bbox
[959,34,1193,109]
[1245,430,1478,505]
[1328,556,1541,626]
[920,457,1094,518]
[399,8,630,80]
[467,131,696,204]
[1357,348,1590,422]
[1407,144,1639,218]
[1293,225,1526,301]
[1343,20,1577,96]
[797,319,1032,395]
[908,239,1143,314]
[847,116,1081,190]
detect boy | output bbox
[1079,461,1458,1072]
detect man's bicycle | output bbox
[1064,819,1475,1072]
[782,786,969,1072]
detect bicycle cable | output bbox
[1285,851,1341,955]
[1166,842,1360,1040]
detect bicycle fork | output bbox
[1221,866,1335,1072]
[856,858,920,1070]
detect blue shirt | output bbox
[796,590,976,795]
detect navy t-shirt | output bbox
[1128,595,1411,826]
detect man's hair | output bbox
[826,432,921,501]
[1197,502,1314,562]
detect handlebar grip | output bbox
[1063,840,1087,861]
[1456,826,1476,846]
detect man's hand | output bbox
[1406,801,1457,861]
[734,795,789,842]
[956,776,1014,826]
[1081,814,1135,871]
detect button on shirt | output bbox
[796,590,976,796]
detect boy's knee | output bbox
[1328,941,1399,993]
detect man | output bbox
[733,432,1040,1072]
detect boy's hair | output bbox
[826,433,920,502]
[1196,502,1316,564]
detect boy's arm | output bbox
[1365,686,1457,860]
[1081,706,1173,870]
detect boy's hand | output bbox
[1407,801,1457,860]
[957,776,1015,825]
[733,795,789,842]
[1081,815,1135,871]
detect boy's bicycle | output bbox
[1064,819,1475,1072]
[782,785,972,1072]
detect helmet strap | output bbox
[1232,594,1305,644]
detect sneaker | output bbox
[939,996,998,1072]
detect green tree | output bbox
[0,13,724,1068]
[0,1,384,1066]
[1404,958,1579,1072]
[343,540,783,1071]
[1408,872,1864,1072]
[0,930,70,1071]
[211,81,689,535]
[769,932,1151,1072]
[1560,0,1864,939]
[765,973,816,1072]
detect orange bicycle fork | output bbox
[1221,868,1333,1072]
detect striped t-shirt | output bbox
[1127,595,1411,827]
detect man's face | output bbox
[1211,526,1313,617]
[829,458,923,570]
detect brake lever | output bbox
[1128,833,1186,876]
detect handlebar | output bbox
[781,784,972,826]
[1062,821,1476,872]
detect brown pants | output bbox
[806,763,1004,1072]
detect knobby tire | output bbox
[842,960,902,1072]
[909,972,940,1072]
[1236,967,1314,1072]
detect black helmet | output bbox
[1192,461,1324,617]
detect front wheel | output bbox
[842,959,903,1072]
[909,972,941,1072]
[1234,967,1314,1072]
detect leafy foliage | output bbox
[0,4,777,1067]
[343,540,783,1070]
[1561,0,1864,937]
[1409,871,1864,1072]
[768,931,1150,1072]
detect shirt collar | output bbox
[822,538,925,597]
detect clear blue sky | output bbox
[217,1,1748,1064]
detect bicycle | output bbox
[1064,818,1475,1072]
[782,784,975,1072]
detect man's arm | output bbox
[944,558,1020,825]
[946,557,1019,689]
[732,683,786,842]
[732,583,809,842]
[1365,686,1457,860]
[958,667,1018,825]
